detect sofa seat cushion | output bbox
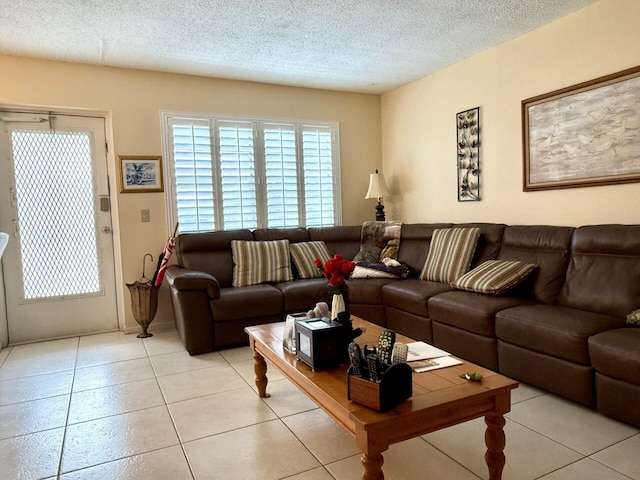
[211,285,283,322]
[429,290,532,337]
[382,279,451,317]
[496,305,624,364]
[589,328,640,385]
[347,278,397,306]
[276,278,331,313]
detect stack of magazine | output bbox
[406,342,462,372]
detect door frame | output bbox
[0,103,125,346]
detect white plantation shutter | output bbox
[264,124,299,228]
[303,127,335,227]
[218,122,257,230]
[163,114,340,232]
[171,121,215,233]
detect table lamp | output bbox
[365,169,390,221]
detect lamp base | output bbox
[375,201,386,222]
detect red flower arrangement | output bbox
[314,254,356,295]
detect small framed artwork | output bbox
[522,66,640,191]
[117,155,164,193]
[457,107,480,201]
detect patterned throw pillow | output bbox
[290,241,332,279]
[451,260,537,295]
[231,240,293,287]
[420,228,481,283]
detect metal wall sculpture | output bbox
[457,107,480,201]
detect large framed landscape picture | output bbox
[522,66,640,191]
[117,155,164,193]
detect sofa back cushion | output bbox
[176,230,253,288]
[397,223,452,277]
[497,225,574,304]
[252,227,310,243]
[455,223,507,267]
[558,225,640,318]
[231,239,293,287]
[309,226,361,260]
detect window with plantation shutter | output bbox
[172,121,215,232]
[264,124,299,228]
[218,122,257,230]
[162,113,341,233]
[303,126,335,227]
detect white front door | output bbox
[0,112,118,343]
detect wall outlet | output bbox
[141,209,150,222]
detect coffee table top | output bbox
[246,317,518,441]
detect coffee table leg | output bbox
[253,350,270,398]
[361,452,384,480]
[485,413,506,480]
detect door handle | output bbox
[102,226,112,234]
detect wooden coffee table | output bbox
[245,318,517,480]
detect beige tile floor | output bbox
[1,327,639,480]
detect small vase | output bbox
[331,293,346,320]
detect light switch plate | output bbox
[141,209,150,222]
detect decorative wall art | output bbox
[522,66,640,191]
[117,155,164,193]
[457,107,480,201]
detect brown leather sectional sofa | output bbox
[165,223,640,427]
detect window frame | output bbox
[160,111,342,233]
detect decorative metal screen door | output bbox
[0,113,118,343]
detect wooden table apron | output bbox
[246,320,517,480]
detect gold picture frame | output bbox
[117,155,164,193]
[522,66,640,191]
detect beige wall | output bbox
[381,0,640,226]
[0,57,382,334]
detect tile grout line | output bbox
[417,435,483,480]
[144,336,197,480]
[56,335,81,479]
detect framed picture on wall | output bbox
[522,66,640,191]
[117,155,164,193]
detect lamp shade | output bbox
[365,170,390,199]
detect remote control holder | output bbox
[347,362,412,412]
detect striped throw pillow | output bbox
[290,241,332,279]
[452,260,537,295]
[232,240,293,287]
[420,228,481,283]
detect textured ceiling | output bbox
[0,0,599,94]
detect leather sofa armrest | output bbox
[166,265,221,299]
